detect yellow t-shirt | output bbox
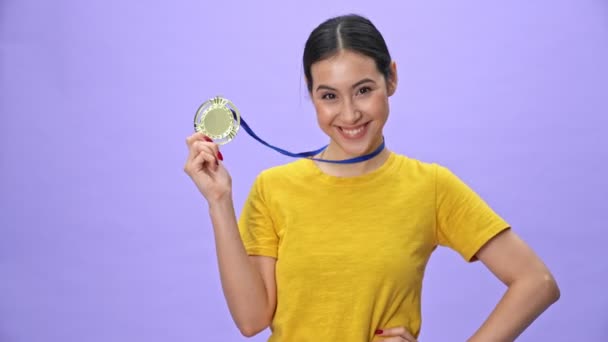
[238,152,509,341]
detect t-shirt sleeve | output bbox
[238,172,279,258]
[435,164,511,262]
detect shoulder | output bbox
[249,159,312,189]
[388,153,470,194]
[390,152,442,177]
[243,159,314,207]
[258,159,309,179]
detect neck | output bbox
[314,137,390,177]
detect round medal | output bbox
[193,96,241,145]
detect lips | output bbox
[337,122,369,140]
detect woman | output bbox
[184,14,560,342]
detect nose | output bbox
[340,98,362,124]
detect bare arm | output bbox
[184,133,277,336]
[468,229,560,341]
[208,197,277,337]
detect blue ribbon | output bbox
[233,110,385,164]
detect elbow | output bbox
[236,316,272,338]
[238,322,267,338]
[537,272,560,304]
[239,326,260,338]
[546,273,560,303]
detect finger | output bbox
[185,133,208,164]
[184,135,223,175]
[375,327,416,342]
[186,132,213,147]
[194,142,220,162]
[188,140,218,164]
[189,142,218,167]
[190,149,218,172]
[192,139,220,158]
[185,132,202,147]
[185,136,217,174]
[198,137,223,161]
[185,150,203,174]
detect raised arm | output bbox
[184,133,277,336]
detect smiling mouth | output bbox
[337,122,370,139]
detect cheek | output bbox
[362,93,389,119]
[313,102,335,125]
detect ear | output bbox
[387,60,398,96]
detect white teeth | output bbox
[342,126,364,136]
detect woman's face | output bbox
[309,50,397,158]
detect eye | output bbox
[357,86,372,95]
[321,93,336,100]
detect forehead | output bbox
[310,50,381,86]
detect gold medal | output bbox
[193,96,241,145]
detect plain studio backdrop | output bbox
[1,1,607,341]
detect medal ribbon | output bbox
[233,110,385,164]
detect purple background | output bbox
[1,0,607,341]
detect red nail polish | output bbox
[203,136,213,142]
[375,329,383,335]
[217,151,224,161]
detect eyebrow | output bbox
[315,78,376,92]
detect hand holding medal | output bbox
[184,99,234,203]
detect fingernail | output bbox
[375,329,383,335]
[217,151,224,161]
[203,136,213,142]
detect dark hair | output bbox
[303,14,393,92]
